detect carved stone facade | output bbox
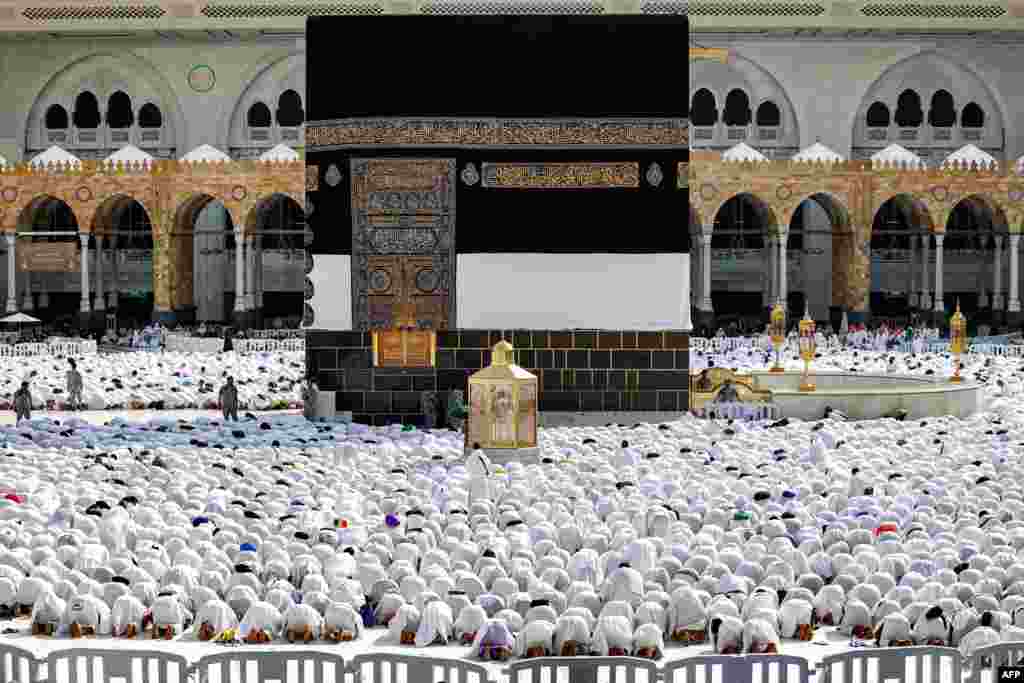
[0,159,303,319]
[689,150,1023,316]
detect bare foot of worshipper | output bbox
[246,629,272,644]
[287,626,313,643]
[797,624,814,641]
[673,629,706,644]
[121,624,138,639]
[560,641,579,657]
[635,647,659,660]
[608,647,629,657]
[486,646,512,661]
[32,622,56,636]
[69,623,81,639]
[198,622,216,641]
[852,625,874,640]
[400,630,417,645]
[525,645,547,658]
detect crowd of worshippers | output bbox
[3,413,1024,662]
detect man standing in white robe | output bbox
[467,444,493,506]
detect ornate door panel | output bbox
[367,255,449,329]
[350,159,456,331]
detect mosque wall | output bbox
[689,37,1015,163]
[309,329,689,428]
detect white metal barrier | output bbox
[694,402,780,421]
[818,646,961,683]
[234,339,305,354]
[664,654,810,683]
[507,656,660,683]
[45,648,191,683]
[0,643,43,683]
[351,654,489,683]
[247,330,304,339]
[194,650,348,683]
[164,336,226,353]
[0,341,97,357]
[0,645,998,683]
[965,642,1024,683]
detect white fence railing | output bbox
[691,336,1024,356]
[0,643,994,683]
[234,338,306,353]
[694,401,780,421]
[246,329,304,339]
[0,340,97,357]
[164,335,226,353]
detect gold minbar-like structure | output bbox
[371,300,436,368]
[466,341,538,450]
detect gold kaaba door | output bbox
[366,255,449,329]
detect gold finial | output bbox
[491,340,514,366]
[956,298,962,314]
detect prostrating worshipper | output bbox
[283,603,324,642]
[111,594,147,638]
[219,376,239,422]
[469,619,516,661]
[323,601,363,642]
[240,601,282,644]
[632,623,665,659]
[195,599,238,641]
[30,588,65,636]
[63,595,112,638]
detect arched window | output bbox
[894,89,923,128]
[928,90,956,128]
[276,90,304,127]
[138,103,163,128]
[247,102,272,128]
[689,89,717,126]
[44,104,68,129]
[72,91,101,129]
[106,91,134,128]
[866,101,890,127]
[755,101,781,127]
[722,89,752,126]
[962,102,985,128]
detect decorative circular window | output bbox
[188,65,216,93]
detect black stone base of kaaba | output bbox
[307,329,690,428]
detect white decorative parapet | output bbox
[234,338,306,354]
[0,340,96,356]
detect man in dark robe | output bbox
[219,377,239,422]
[13,381,32,423]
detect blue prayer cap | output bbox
[192,516,210,527]
[240,542,257,552]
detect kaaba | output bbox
[305,14,690,427]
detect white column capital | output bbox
[920,233,930,246]
[4,233,14,246]
[996,234,1006,249]
[1011,233,1021,247]
[78,233,89,247]
[934,234,945,247]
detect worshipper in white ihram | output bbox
[466,443,494,505]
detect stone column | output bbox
[908,236,918,308]
[234,229,245,313]
[1009,234,1022,326]
[255,241,263,308]
[5,233,15,313]
[94,238,106,312]
[920,234,930,311]
[110,247,119,310]
[767,236,778,305]
[778,230,789,309]
[700,228,713,312]
[994,235,1005,313]
[79,233,90,313]
[245,235,256,311]
[933,233,944,314]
